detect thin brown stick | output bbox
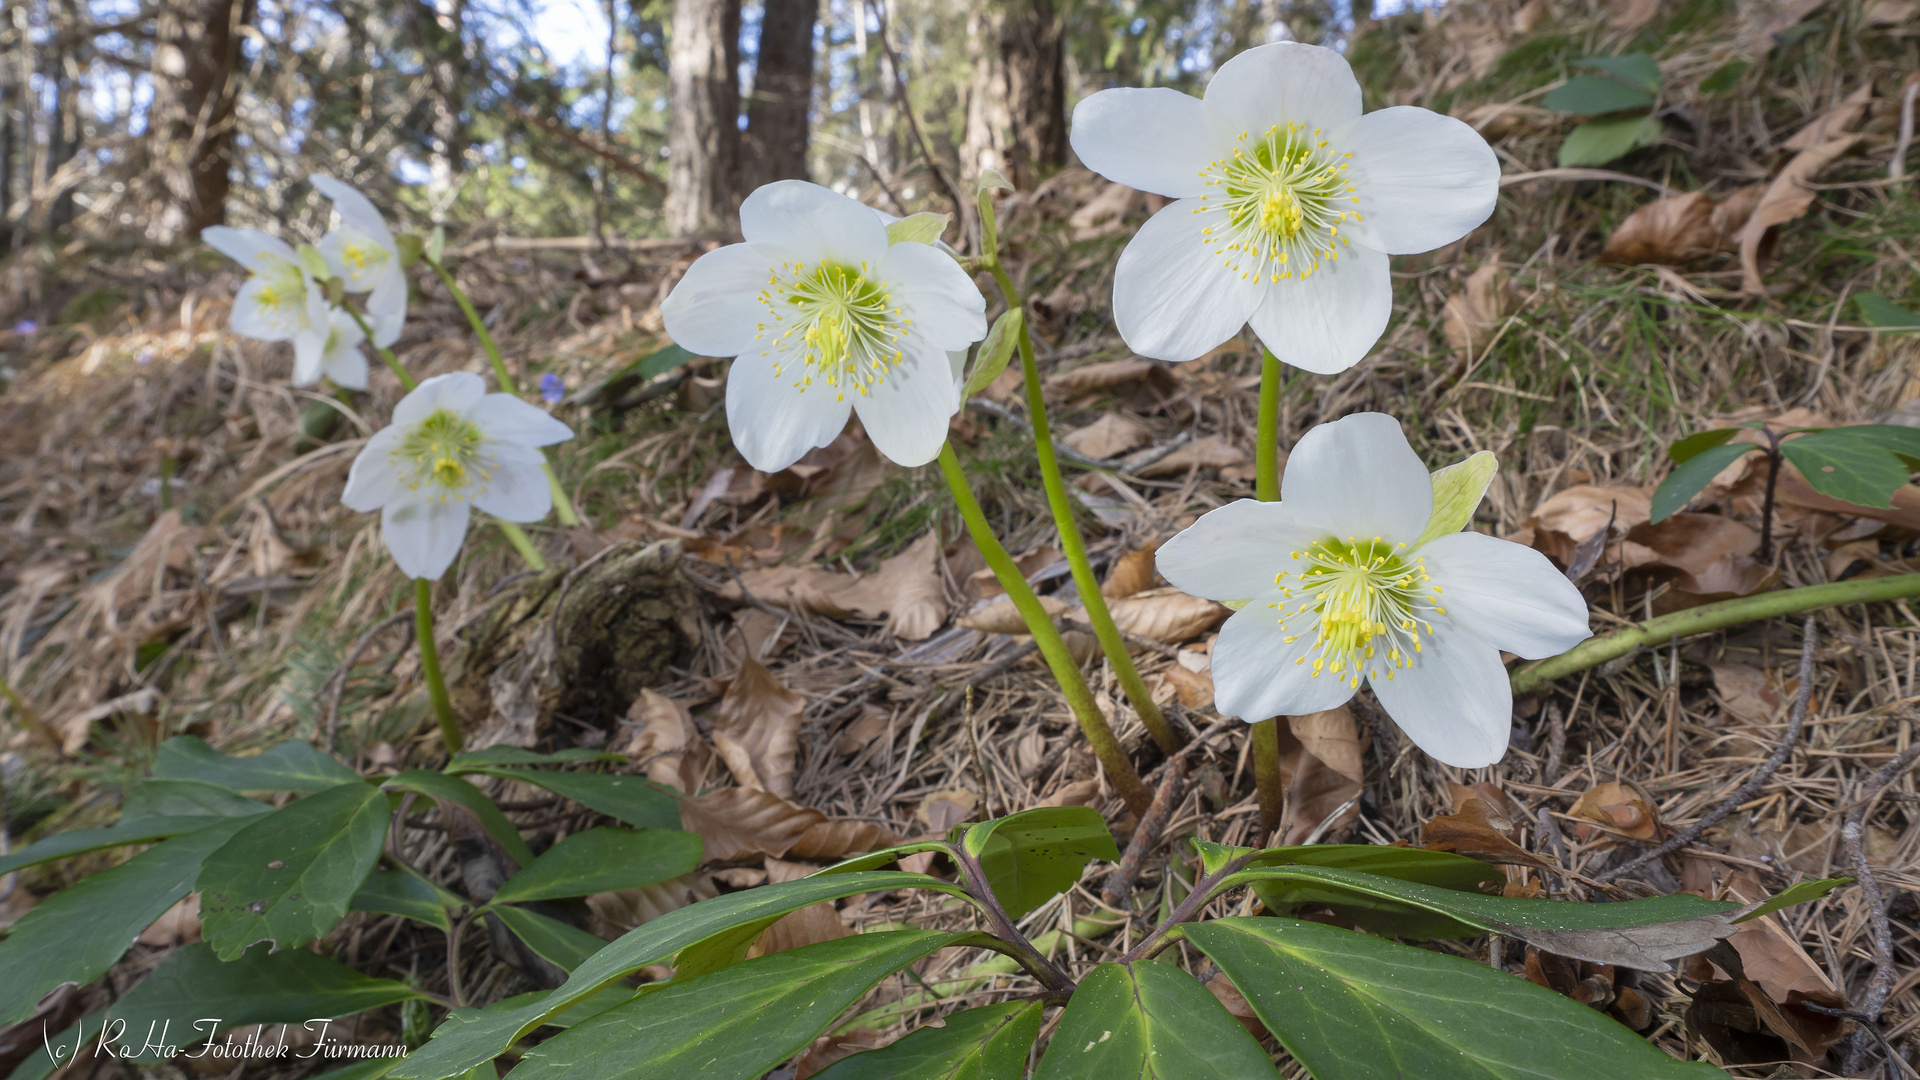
[322,610,414,755]
[1597,616,1817,884]
[1841,740,1920,1075]
[1103,759,1188,910]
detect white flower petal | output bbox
[1112,198,1262,362]
[1339,107,1500,256]
[1367,617,1511,768]
[1245,242,1391,376]
[724,348,854,472]
[291,325,328,385]
[853,339,960,468]
[382,500,471,581]
[202,226,297,271]
[1280,412,1432,542]
[309,175,397,248]
[229,276,304,343]
[1211,602,1360,721]
[394,371,488,427]
[467,393,573,447]
[343,427,408,510]
[1156,499,1331,602]
[320,309,370,390]
[365,267,408,347]
[881,241,987,351]
[1203,42,1363,136]
[1069,88,1226,199]
[1419,531,1591,659]
[739,180,888,267]
[471,459,552,521]
[661,241,790,359]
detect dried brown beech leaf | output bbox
[1569,780,1662,843]
[1101,543,1159,600]
[1524,948,1655,1031]
[1442,260,1513,361]
[729,607,796,664]
[1063,413,1153,460]
[1782,82,1873,151]
[747,858,852,959]
[1607,0,1660,30]
[831,703,893,757]
[786,815,902,861]
[587,873,719,935]
[1289,707,1364,786]
[1685,979,1849,1067]
[1525,484,1653,572]
[1206,972,1266,1038]
[1621,513,1770,599]
[1274,722,1361,845]
[712,658,805,797]
[967,544,1059,601]
[1136,434,1251,478]
[1704,662,1784,726]
[1738,134,1862,295]
[1104,587,1230,644]
[957,594,1067,634]
[836,531,948,641]
[1159,651,1214,710]
[916,788,979,832]
[1601,191,1723,266]
[717,564,852,619]
[1723,871,1840,1002]
[1043,357,1173,398]
[679,787,810,861]
[1040,779,1103,808]
[622,689,713,794]
[1423,800,1553,869]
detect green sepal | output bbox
[964,309,1023,398]
[887,212,952,246]
[1417,450,1498,547]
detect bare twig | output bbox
[1103,759,1187,910]
[323,611,414,755]
[1597,616,1817,884]
[1841,739,1920,1075]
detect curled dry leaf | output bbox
[916,788,979,832]
[1273,720,1362,845]
[1601,191,1722,266]
[623,689,713,794]
[1621,513,1770,599]
[957,594,1067,634]
[1705,662,1784,726]
[1782,82,1873,151]
[1722,871,1839,1003]
[1525,484,1653,571]
[718,564,852,619]
[1136,434,1251,478]
[1289,707,1364,786]
[834,531,949,641]
[1738,134,1863,295]
[966,544,1060,601]
[1423,799,1553,869]
[730,607,796,663]
[678,786,901,862]
[1568,780,1662,843]
[588,873,719,936]
[1104,586,1230,643]
[712,657,805,797]
[1040,778,1103,808]
[1043,357,1176,399]
[1062,412,1154,460]
[1442,259,1513,362]
[1101,542,1159,600]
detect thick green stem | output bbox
[938,444,1150,814]
[414,579,463,755]
[343,305,416,391]
[1512,573,1920,695]
[1250,347,1286,837]
[495,521,549,572]
[428,258,580,527]
[985,261,1178,755]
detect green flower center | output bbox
[254,261,310,313]
[755,260,908,401]
[1198,123,1361,285]
[397,409,487,495]
[1271,536,1443,688]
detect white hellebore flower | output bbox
[342,372,572,581]
[304,308,371,390]
[1155,414,1590,768]
[203,225,330,376]
[660,180,987,473]
[1071,42,1499,373]
[310,174,408,347]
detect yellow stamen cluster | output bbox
[1193,121,1362,284]
[395,409,491,498]
[753,260,909,402]
[253,261,309,314]
[1269,536,1445,689]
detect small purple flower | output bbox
[136,349,154,366]
[12,320,37,336]
[539,371,565,405]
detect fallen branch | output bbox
[1841,740,1920,1075]
[1596,617,1816,884]
[1103,759,1187,910]
[1512,575,1920,694]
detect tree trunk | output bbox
[999,0,1065,189]
[425,0,468,200]
[960,4,1009,183]
[664,0,740,237]
[741,0,815,192]
[145,0,255,242]
[0,15,15,253]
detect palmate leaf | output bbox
[0,817,252,1026]
[1784,426,1920,508]
[196,780,390,960]
[391,871,975,1079]
[962,806,1120,918]
[489,827,703,903]
[1227,864,1739,968]
[1033,961,1278,1080]
[452,766,681,831]
[505,930,970,1080]
[1186,918,1724,1080]
[13,943,424,1080]
[814,1001,1043,1080]
[152,735,360,792]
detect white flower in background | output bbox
[297,308,371,390]
[1155,414,1589,767]
[202,226,329,374]
[342,372,573,580]
[1071,42,1500,373]
[310,174,408,348]
[660,180,987,472]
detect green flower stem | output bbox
[495,521,549,572]
[1251,346,1286,839]
[983,260,1179,756]
[1511,572,1920,695]
[414,578,463,755]
[343,305,416,391]
[938,443,1151,814]
[427,257,582,528]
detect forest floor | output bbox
[4,1,1920,1077]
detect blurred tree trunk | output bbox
[146,0,255,242]
[664,0,740,236]
[44,19,78,233]
[423,0,469,200]
[0,14,16,252]
[962,0,1065,190]
[741,0,815,192]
